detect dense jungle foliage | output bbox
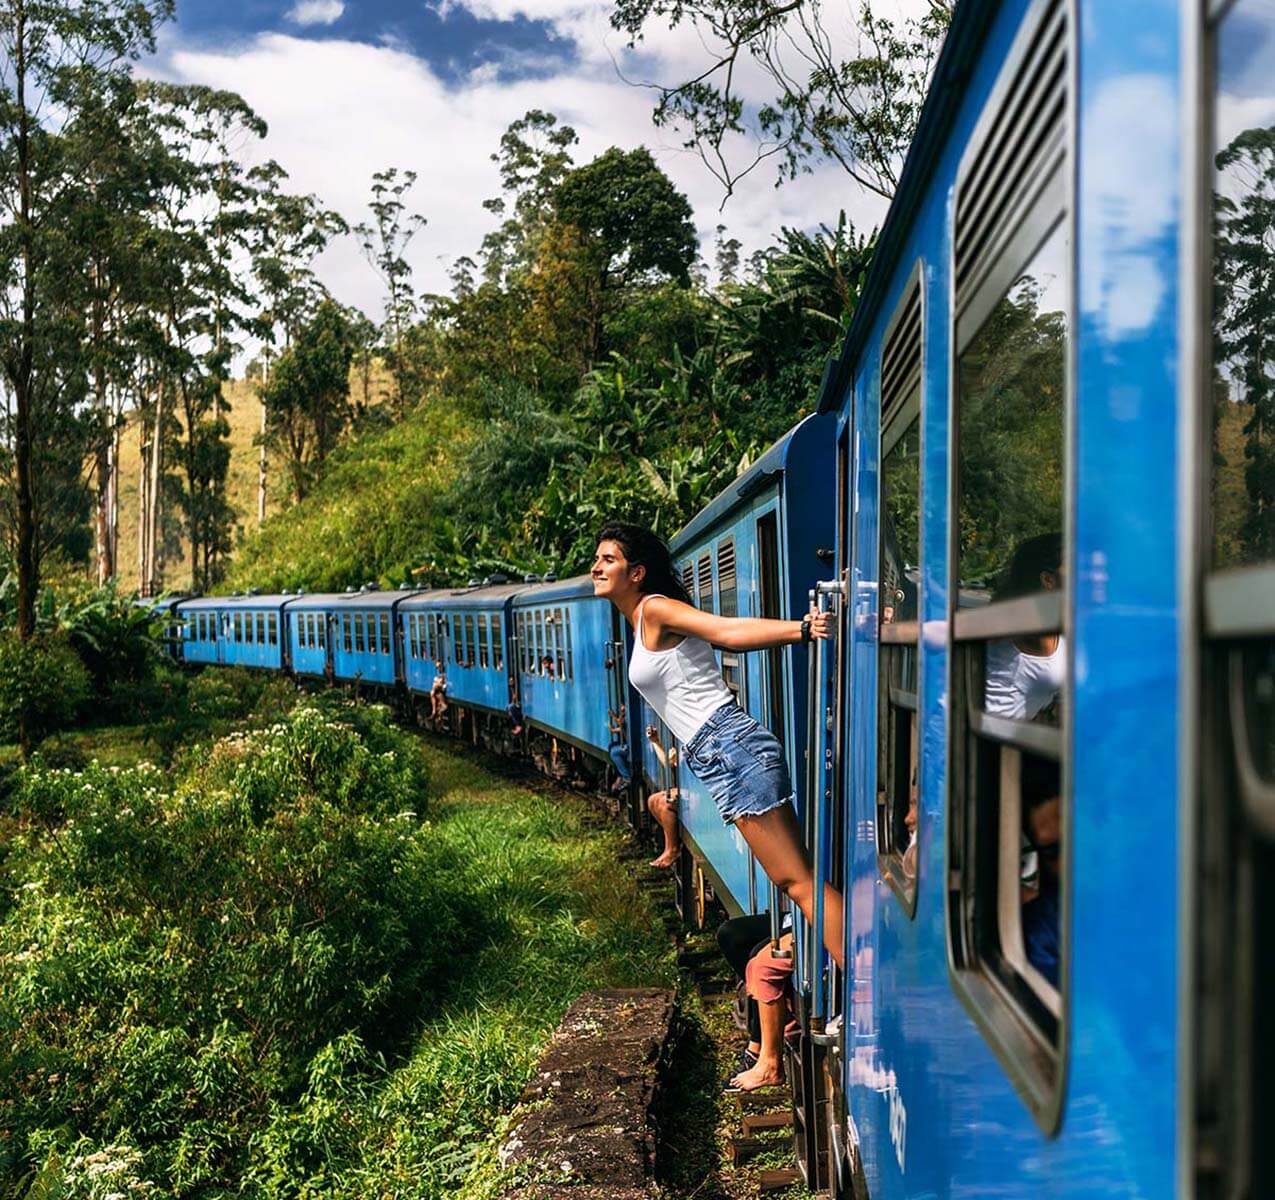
[228,178,876,592]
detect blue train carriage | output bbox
[138,594,190,662]
[280,591,336,680]
[320,588,418,689]
[808,0,1200,1194]
[510,576,629,791]
[651,412,836,929]
[400,582,523,742]
[177,594,291,671]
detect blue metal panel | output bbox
[400,585,523,713]
[835,0,1185,1196]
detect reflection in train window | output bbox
[957,225,1067,597]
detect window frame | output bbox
[877,262,925,918]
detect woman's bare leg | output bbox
[734,803,844,969]
[646,790,680,868]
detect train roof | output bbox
[399,581,527,610]
[179,593,293,611]
[815,0,997,414]
[283,588,425,611]
[670,413,823,552]
[509,575,594,605]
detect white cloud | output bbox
[146,7,889,327]
[286,0,344,28]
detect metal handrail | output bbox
[807,580,844,1036]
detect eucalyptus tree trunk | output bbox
[147,383,163,595]
[258,351,268,525]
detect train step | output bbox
[757,1166,803,1193]
[741,1109,794,1136]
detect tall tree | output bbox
[480,109,579,284]
[1214,124,1275,564]
[355,168,426,417]
[611,0,951,201]
[259,299,354,503]
[249,159,347,521]
[0,0,172,635]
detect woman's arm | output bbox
[643,596,831,652]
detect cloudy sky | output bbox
[145,0,895,322]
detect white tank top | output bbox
[628,594,734,744]
[983,635,1065,721]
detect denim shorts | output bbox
[683,703,794,824]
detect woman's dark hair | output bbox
[595,522,693,604]
[995,531,1063,601]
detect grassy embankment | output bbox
[111,369,391,596]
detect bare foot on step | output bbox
[729,1060,785,1091]
[649,850,678,868]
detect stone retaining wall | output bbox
[499,987,676,1198]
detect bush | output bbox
[0,632,90,752]
[0,703,464,1195]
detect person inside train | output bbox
[540,655,556,679]
[983,531,1064,721]
[644,723,681,868]
[1021,757,1062,987]
[430,659,448,721]
[592,522,843,968]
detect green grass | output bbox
[329,738,682,1199]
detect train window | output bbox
[340,616,349,654]
[535,610,545,674]
[756,512,785,743]
[257,613,266,644]
[948,0,1069,1129]
[717,538,742,701]
[680,560,694,602]
[247,613,256,644]
[1197,4,1275,1192]
[316,616,325,651]
[878,272,922,915]
[269,614,278,646]
[696,552,713,612]
[467,615,478,667]
[478,613,490,669]
[379,613,390,656]
[553,608,565,678]
[564,610,572,680]
[494,619,504,673]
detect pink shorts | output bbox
[746,942,795,1006]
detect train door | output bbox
[1195,4,1275,1192]
[604,605,637,823]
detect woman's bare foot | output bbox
[649,850,678,868]
[729,1059,785,1091]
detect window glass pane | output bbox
[1212,2,1275,569]
[478,613,489,669]
[380,613,390,655]
[344,616,352,654]
[318,617,325,649]
[1244,642,1275,783]
[882,419,921,626]
[957,222,1068,597]
[554,608,565,677]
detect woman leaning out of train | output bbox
[591,522,843,969]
